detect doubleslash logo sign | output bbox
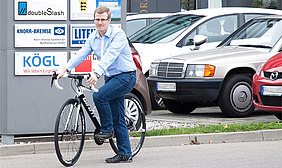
[18,1,27,15]
[17,1,65,16]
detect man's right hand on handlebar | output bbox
[56,67,68,79]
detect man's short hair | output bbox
[94,6,111,19]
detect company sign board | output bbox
[70,0,96,20]
[14,0,67,20]
[15,52,68,75]
[15,24,67,48]
[70,24,96,47]
[70,24,121,47]
[70,0,121,20]
[97,0,121,20]
[70,51,98,74]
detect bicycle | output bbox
[51,71,146,167]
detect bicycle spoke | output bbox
[54,99,85,166]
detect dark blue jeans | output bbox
[93,71,136,156]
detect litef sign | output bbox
[71,24,96,47]
[70,24,121,47]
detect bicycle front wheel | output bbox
[54,98,86,167]
[109,93,146,157]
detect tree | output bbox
[252,0,279,9]
[252,0,263,8]
[268,0,279,9]
[181,0,196,11]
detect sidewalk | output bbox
[1,129,282,156]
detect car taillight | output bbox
[132,52,142,71]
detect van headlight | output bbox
[185,64,215,77]
[149,62,158,76]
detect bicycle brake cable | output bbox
[71,78,77,94]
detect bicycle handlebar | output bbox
[51,71,99,92]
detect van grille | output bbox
[157,62,185,78]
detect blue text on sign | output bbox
[23,54,59,67]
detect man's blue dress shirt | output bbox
[66,25,136,77]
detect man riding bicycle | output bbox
[56,6,136,163]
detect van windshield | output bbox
[129,14,204,44]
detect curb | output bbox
[143,129,282,148]
[1,129,282,156]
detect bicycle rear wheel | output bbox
[54,98,86,167]
[109,93,146,157]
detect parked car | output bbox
[252,52,282,119]
[126,13,171,37]
[121,39,151,116]
[148,15,282,117]
[130,7,282,109]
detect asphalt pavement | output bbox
[1,107,282,157]
[1,140,282,168]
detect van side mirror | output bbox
[190,35,208,51]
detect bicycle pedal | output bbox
[127,125,135,131]
[94,137,105,145]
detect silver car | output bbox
[148,15,282,117]
[130,7,282,109]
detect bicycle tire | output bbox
[109,93,146,157]
[54,98,86,167]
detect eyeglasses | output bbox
[94,19,109,22]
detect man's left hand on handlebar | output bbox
[87,72,98,87]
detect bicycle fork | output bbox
[64,102,80,132]
[59,101,79,141]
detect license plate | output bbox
[261,85,282,96]
[156,82,176,92]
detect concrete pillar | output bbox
[1,135,14,145]
[208,0,222,8]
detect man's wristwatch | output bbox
[94,72,101,79]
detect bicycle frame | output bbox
[76,88,101,133]
[52,72,101,134]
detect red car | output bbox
[252,52,282,119]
